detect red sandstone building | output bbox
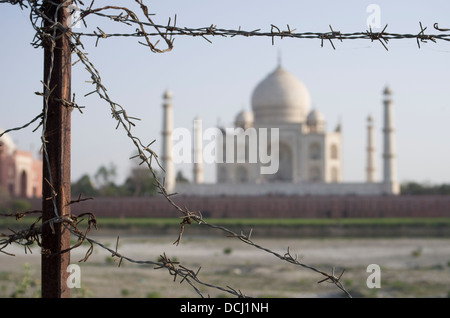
[0,128,42,198]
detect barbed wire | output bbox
[1,208,352,297]
[5,0,448,298]
[0,211,248,297]
[4,0,448,51]
[68,2,450,52]
[75,14,450,51]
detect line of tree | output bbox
[71,163,189,197]
[401,182,450,195]
[71,166,450,197]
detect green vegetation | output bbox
[2,216,450,230]
[401,182,450,195]
[9,263,39,298]
[70,175,450,197]
[80,217,450,237]
[146,291,162,298]
[71,162,160,197]
[92,217,450,228]
[411,247,423,258]
[223,247,233,255]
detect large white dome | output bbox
[251,65,311,125]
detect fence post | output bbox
[41,0,72,298]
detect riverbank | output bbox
[2,217,450,238]
[0,233,449,298]
[60,217,450,238]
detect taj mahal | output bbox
[159,62,399,196]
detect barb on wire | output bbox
[0,210,41,221]
[416,21,436,48]
[366,24,389,51]
[67,193,94,206]
[434,23,450,32]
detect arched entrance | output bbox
[271,142,293,182]
[236,166,248,183]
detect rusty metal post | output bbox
[41,0,72,298]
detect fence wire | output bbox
[2,0,448,298]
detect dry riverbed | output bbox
[1,232,449,298]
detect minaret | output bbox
[366,115,376,183]
[382,86,399,194]
[161,90,175,192]
[193,117,203,184]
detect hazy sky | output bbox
[1,1,449,185]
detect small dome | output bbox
[251,65,311,125]
[307,109,325,125]
[234,110,253,129]
[0,128,16,156]
[306,109,325,133]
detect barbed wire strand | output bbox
[75,9,450,51]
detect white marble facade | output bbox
[162,63,399,196]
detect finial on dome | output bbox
[277,49,282,69]
[383,85,392,95]
[163,89,173,100]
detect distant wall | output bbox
[28,195,450,218]
[174,182,395,196]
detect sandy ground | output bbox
[1,231,449,298]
